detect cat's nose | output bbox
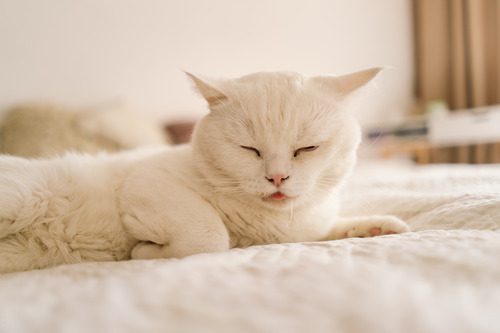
[265,174,290,187]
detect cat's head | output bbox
[189,68,381,209]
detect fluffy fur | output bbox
[0,69,408,273]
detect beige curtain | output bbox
[414,0,500,110]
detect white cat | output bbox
[0,68,409,273]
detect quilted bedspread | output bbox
[0,161,499,333]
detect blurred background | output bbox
[0,0,498,163]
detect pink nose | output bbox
[265,174,290,187]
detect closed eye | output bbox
[240,145,261,157]
[294,145,319,157]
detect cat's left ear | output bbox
[310,67,383,98]
[185,72,228,108]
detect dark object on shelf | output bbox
[165,121,196,144]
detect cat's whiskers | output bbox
[192,178,241,185]
[297,183,335,203]
[287,200,295,228]
[190,176,242,186]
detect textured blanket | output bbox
[1,162,499,333]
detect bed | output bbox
[0,160,499,333]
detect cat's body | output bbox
[0,69,409,273]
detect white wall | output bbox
[0,0,414,127]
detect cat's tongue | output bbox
[270,192,287,200]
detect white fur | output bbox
[0,69,408,273]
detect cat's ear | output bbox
[310,67,383,98]
[185,72,228,108]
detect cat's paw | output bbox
[339,215,410,239]
[131,241,171,260]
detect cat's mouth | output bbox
[263,191,294,202]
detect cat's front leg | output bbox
[123,207,230,260]
[122,200,230,260]
[120,169,230,260]
[325,215,410,240]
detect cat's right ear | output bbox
[309,67,383,99]
[185,72,228,108]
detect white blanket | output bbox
[1,162,499,333]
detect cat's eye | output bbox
[294,145,319,157]
[240,145,261,157]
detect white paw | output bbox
[131,241,169,260]
[344,215,410,238]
